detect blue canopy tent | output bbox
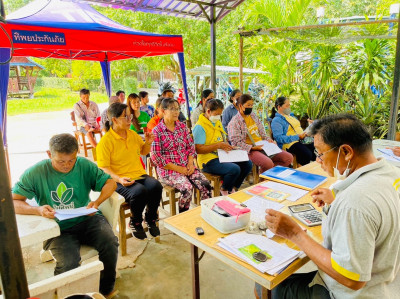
[0,0,190,149]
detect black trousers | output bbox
[116,175,162,223]
[44,215,119,295]
[287,142,316,166]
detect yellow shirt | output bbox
[96,128,146,179]
[244,115,262,145]
[282,115,303,150]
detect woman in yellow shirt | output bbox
[193,99,252,195]
[228,94,293,173]
[96,102,162,240]
[271,96,316,166]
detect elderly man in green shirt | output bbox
[258,114,400,299]
[12,133,118,297]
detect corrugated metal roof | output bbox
[187,65,267,75]
[69,0,245,21]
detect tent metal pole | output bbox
[210,5,217,91]
[0,130,30,299]
[388,12,400,140]
[239,35,243,91]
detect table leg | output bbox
[191,244,200,299]
[261,286,272,299]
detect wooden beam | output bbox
[233,19,399,37]
[239,35,243,91]
[234,19,399,36]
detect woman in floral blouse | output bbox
[151,98,211,213]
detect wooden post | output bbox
[388,12,400,140]
[0,130,30,298]
[239,35,244,91]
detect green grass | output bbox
[7,88,109,116]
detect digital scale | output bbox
[288,203,322,227]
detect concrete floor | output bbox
[10,106,316,299]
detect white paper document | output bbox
[243,196,284,223]
[260,181,309,202]
[217,232,302,275]
[55,207,98,221]
[378,148,400,161]
[255,140,282,156]
[218,149,249,163]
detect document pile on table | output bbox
[217,231,302,275]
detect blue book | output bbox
[260,166,328,190]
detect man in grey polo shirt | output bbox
[262,114,400,299]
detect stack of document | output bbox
[217,231,302,275]
[55,207,98,221]
[255,140,282,156]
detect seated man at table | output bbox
[12,133,119,298]
[258,113,400,299]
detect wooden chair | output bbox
[40,192,124,262]
[147,157,179,217]
[252,163,260,184]
[118,202,160,256]
[71,111,102,158]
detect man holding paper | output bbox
[193,99,252,195]
[12,134,119,298]
[260,114,400,299]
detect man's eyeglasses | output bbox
[314,146,338,161]
[119,114,133,121]
[167,108,181,112]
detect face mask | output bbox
[244,107,253,115]
[283,108,291,115]
[333,147,351,180]
[209,115,221,123]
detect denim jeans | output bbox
[43,214,119,295]
[202,158,253,192]
[116,175,162,223]
[255,271,330,299]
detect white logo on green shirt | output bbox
[51,182,75,209]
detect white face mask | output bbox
[333,147,351,180]
[209,115,221,124]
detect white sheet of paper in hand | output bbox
[218,149,249,163]
[255,140,282,156]
[55,207,97,221]
[243,196,284,222]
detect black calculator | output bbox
[288,203,322,227]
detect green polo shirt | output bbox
[12,157,111,231]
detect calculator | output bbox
[288,203,322,227]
